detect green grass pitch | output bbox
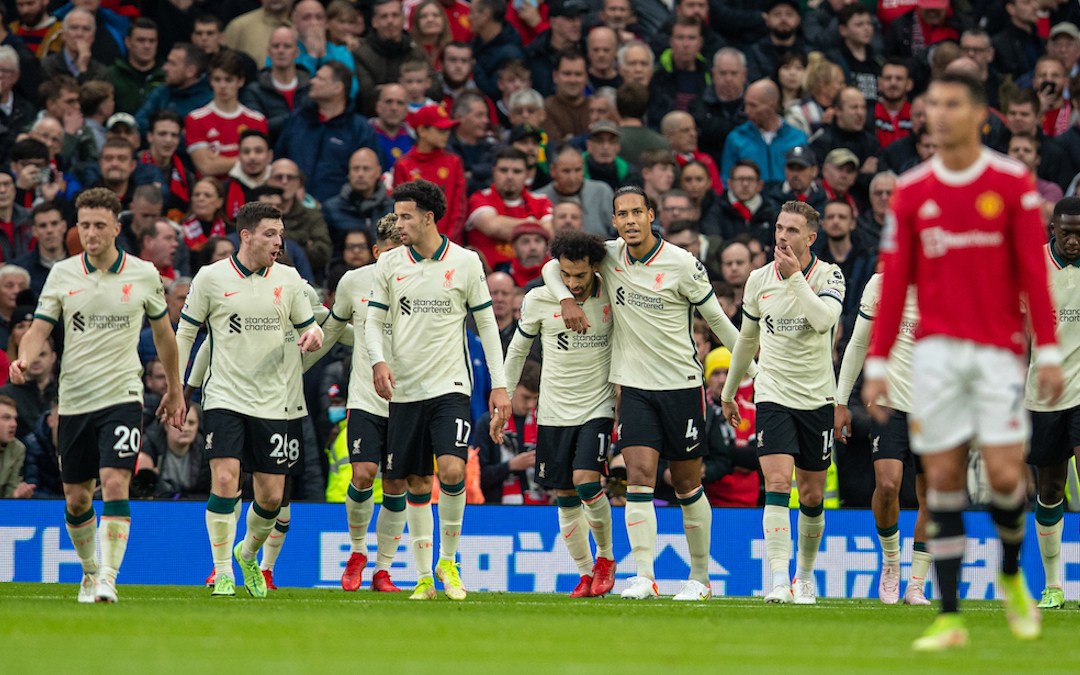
[3,583,1080,674]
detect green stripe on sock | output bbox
[913,542,927,553]
[65,507,95,525]
[407,491,432,505]
[382,493,407,512]
[347,484,373,503]
[274,521,290,533]
[764,491,789,507]
[252,501,280,520]
[799,502,823,517]
[207,494,235,514]
[557,495,582,508]
[678,487,704,506]
[440,480,465,496]
[877,524,899,538]
[102,500,130,518]
[575,482,603,501]
[626,492,653,502]
[1036,500,1065,526]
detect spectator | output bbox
[617,40,654,89]
[109,17,164,115]
[721,78,808,186]
[881,92,926,172]
[858,170,895,243]
[648,16,710,123]
[658,190,694,232]
[598,0,639,44]
[448,91,498,194]
[714,159,774,243]
[820,148,862,214]
[292,0,358,97]
[992,0,1043,79]
[0,46,37,141]
[42,9,109,84]
[437,42,487,114]
[640,148,677,207]
[323,148,394,245]
[679,159,722,232]
[222,130,273,220]
[11,202,67,295]
[543,50,591,142]
[337,229,375,270]
[833,4,881,101]
[720,239,753,316]
[137,276,190,363]
[11,0,63,58]
[805,0,884,54]
[35,76,91,175]
[508,122,551,190]
[400,56,439,112]
[180,177,233,252]
[3,291,30,362]
[79,80,114,153]
[701,346,759,506]
[134,43,212,135]
[141,110,195,220]
[872,58,913,148]
[471,0,527,100]
[809,86,881,188]
[0,170,32,263]
[960,28,1005,110]
[137,218,180,283]
[552,200,584,234]
[493,59,531,128]
[19,399,61,499]
[413,0,453,69]
[117,184,166,253]
[507,87,549,140]
[196,235,236,272]
[785,51,846,137]
[354,0,432,117]
[327,0,365,51]
[661,109,722,189]
[487,270,517,349]
[583,119,641,191]
[884,0,963,62]
[616,82,671,167]
[776,51,807,110]
[478,359,542,504]
[1034,56,1070,137]
[0,329,53,438]
[276,61,383,205]
[370,85,414,171]
[190,14,259,87]
[537,144,615,237]
[0,8,43,109]
[527,0,586,98]
[746,0,812,82]
[688,48,750,166]
[467,146,554,268]
[1009,133,1064,203]
[651,0,724,65]
[393,104,467,241]
[88,138,141,208]
[1008,89,1074,190]
[764,144,826,214]
[665,218,724,280]
[222,0,293,66]
[266,159,333,274]
[587,26,622,93]
[1045,22,1080,85]
[185,50,268,180]
[141,355,167,431]
[56,0,128,65]
[141,404,210,499]
[508,221,551,286]
[240,27,311,146]
[0,394,23,497]
[812,198,875,342]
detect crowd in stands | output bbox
[2,0,1079,510]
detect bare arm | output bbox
[188,149,238,178]
[150,314,186,428]
[9,320,53,384]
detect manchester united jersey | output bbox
[466,188,553,267]
[185,102,268,171]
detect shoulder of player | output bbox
[239,104,266,122]
[121,253,161,278]
[445,240,482,267]
[812,258,844,279]
[745,264,771,288]
[523,284,555,309]
[268,262,303,284]
[985,149,1030,179]
[895,161,936,191]
[342,263,375,288]
[187,103,215,120]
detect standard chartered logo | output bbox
[614,286,663,310]
[227,313,282,332]
[763,314,810,334]
[72,311,130,331]
[399,296,452,316]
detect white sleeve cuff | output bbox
[1035,345,1063,367]
[864,357,888,380]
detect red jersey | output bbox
[405,0,472,42]
[185,102,268,176]
[466,188,553,266]
[392,148,468,244]
[874,100,912,148]
[869,149,1057,364]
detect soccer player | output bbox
[176,201,323,599]
[864,72,1063,650]
[364,179,509,600]
[834,273,932,606]
[311,213,409,593]
[1027,197,1080,610]
[543,185,747,601]
[9,187,186,603]
[721,201,846,606]
[504,231,617,598]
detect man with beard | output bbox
[88,139,145,210]
[746,0,812,82]
[537,145,615,238]
[466,147,553,268]
[354,0,437,117]
[809,86,881,195]
[873,59,914,148]
[527,0,586,97]
[811,199,875,344]
[222,130,274,221]
[765,145,826,214]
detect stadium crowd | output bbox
[1,0,1079,512]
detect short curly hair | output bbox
[75,187,122,217]
[549,230,606,265]
[376,213,402,246]
[392,179,447,223]
[236,201,282,232]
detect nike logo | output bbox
[276,457,287,464]
[1038,531,1056,536]
[628,520,646,526]
[614,267,624,272]
[212,542,226,547]
[116,451,137,459]
[224,292,239,297]
[396,275,409,281]
[762,293,775,299]
[686,443,700,452]
[360,298,369,303]
[564,524,578,539]
[68,290,83,295]
[553,313,562,318]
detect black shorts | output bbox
[386,393,472,479]
[203,409,291,475]
[1029,407,1080,467]
[756,402,833,472]
[347,408,388,466]
[617,386,707,461]
[870,409,923,473]
[536,418,614,490]
[287,418,305,476]
[58,403,143,484]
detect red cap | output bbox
[917,0,949,8]
[511,221,551,243]
[407,104,458,129]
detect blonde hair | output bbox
[803,52,843,96]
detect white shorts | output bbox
[909,336,1029,455]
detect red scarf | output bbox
[141,151,189,204]
[501,410,544,505]
[509,256,549,287]
[180,213,227,251]
[731,201,752,221]
[1043,101,1072,137]
[823,180,858,218]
